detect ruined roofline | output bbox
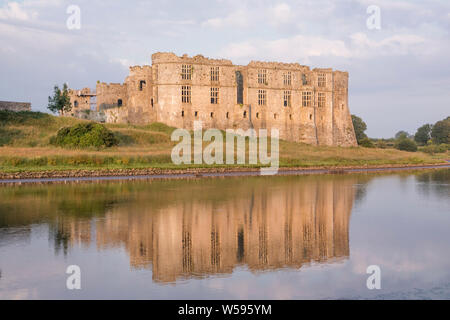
[97,82,126,86]
[247,60,310,71]
[150,51,347,73]
[129,65,152,71]
[151,52,233,66]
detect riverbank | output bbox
[1,162,449,183]
[2,111,449,181]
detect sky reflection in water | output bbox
[0,170,449,299]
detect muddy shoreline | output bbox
[0,163,449,184]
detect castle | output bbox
[69,52,357,146]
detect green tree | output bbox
[351,115,368,144]
[395,131,410,140]
[395,139,418,152]
[48,83,72,115]
[431,117,450,144]
[414,124,432,145]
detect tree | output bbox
[395,131,410,140]
[48,83,72,115]
[431,117,450,144]
[395,139,418,152]
[351,115,368,144]
[414,124,432,145]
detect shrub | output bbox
[51,122,118,148]
[421,144,449,154]
[395,139,418,152]
[359,137,375,148]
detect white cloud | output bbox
[202,9,249,28]
[349,32,426,57]
[222,31,434,64]
[0,2,37,21]
[268,3,293,26]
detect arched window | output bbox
[118,99,123,106]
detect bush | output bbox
[359,137,375,148]
[51,122,118,148]
[395,139,418,152]
[421,144,449,154]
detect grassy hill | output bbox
[0,110,447,173]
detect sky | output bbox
[0,0,449,138]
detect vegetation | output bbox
[431,117,450,144]
[358,137,375,148]
[420,143,449,154]
[351,114,368,144]
[50,122,118,148]
[0,110,448,173]
[395,131,412,140]
[395,138,418,152]
[414,124,432,145]
[48,83,72,115]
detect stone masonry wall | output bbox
[69,52,357,147]
[0,101,31,112]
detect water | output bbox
[0,169,449,299]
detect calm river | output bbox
[0,169,449,299]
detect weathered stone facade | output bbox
[70,52,357,146]
[0,101,31,112]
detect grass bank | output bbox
[0,110,448,175]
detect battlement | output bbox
[247,60,310,71]
[152,52,233,66]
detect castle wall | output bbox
[124,65,155,124]
[332,71,357,146]
[96,83,127,111]
[68,88,92,117]
[0,101,31,112]
[70,52,357,147]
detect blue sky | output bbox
[0,0,449,137]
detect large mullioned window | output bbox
[283,90,291,107]
[182,64,192,80]
[182,85,191,103]
[258,89,266,106]
[318,73,326,87]
[210,87,219,104]
[258,69,267,85]
[283,72,292,86]
[302,91,312,107]
[318,92,326,108]
[211,67,219,82]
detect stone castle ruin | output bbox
[69,52,357,146]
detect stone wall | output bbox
[69,52,358,147]
[0,101,31,112]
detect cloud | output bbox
[0,1,37,20]
[201,9,249,28]
[221,32,430,64]
[268,3,293,26]
[0,0,449,137]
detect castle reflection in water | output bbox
[0,176,357,283]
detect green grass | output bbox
[0,110,448,174]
